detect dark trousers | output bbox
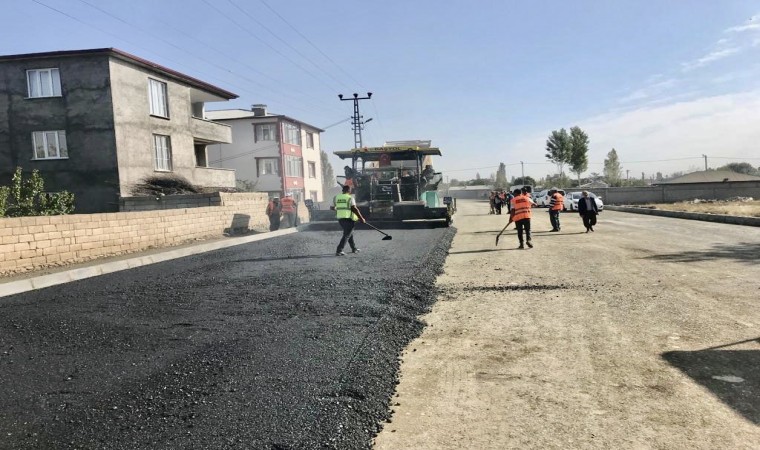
[549,210,561,230]
[516,219,531,244]
[337,218,357,252]
[581,213,597,230]
[268,215,281,232]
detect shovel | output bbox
[495,219,513,246]
[363,221,393,240]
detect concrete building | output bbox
[206,105,325,203]
[0,48,237,213]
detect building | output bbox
[205,105,325,203]
[0,48,238,213]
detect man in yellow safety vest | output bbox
[332,185,366,256]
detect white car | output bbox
[563,191,603,212]
[534,189,549,207]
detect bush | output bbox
[0,167,75,217]
[131,174,201,196]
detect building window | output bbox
[254,123,277,142]
[283,122,300,145]
[148,79,169,118]
[306,132,314,148]
[153,134,172,171]
[258,158,279,176]
[27,68,62,98]
[284,155,303,177]
[308,161,316,178]
[32,131,68,159]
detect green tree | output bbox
[511,176,536,187]
[494,163,508,189]
[568,126,589,186]
[320,150,335,194]
[603,148,622,186]
[545,128,571,175]
[1,167,75,217]
[717,162,758,175]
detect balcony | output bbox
[191,116,232,144]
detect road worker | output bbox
[265,197,281,232]
[331,184,366,256]
[548,189,564,232]
[510,188,533,249]
[279,193,297,228]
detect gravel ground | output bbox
[0,222,455,449]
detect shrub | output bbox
[131,174,201,196]
[0,167,75,217]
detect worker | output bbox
[421,164,435,183]
[279,193,297,228]
[265,197,281,232]
[548,189,564,232]
[509,188,533,249]
[331,184,366,256]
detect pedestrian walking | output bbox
[577,190,599,233]
[279,193,297,228]
[332,184,366,256]
[489,191,496,215]
[548,189,564,231]
[509,188,533,249]
[265,197,281,232]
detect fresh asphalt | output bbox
[0,222,455,449]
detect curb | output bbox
[605,206,760,227]
[0,227,301,299]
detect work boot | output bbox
[336,251,345,256]
[518,244,524,249]
[352,248,361,253]
[526,241,533,248]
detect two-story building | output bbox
[0,48,238,213]
[205,105,324,203]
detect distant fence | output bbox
[565,181,760,205]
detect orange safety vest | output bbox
[280,197,296,213]
[511,194,532,221]
[550,193,564,211]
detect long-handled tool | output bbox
[495,219,513,246]
[363,221,393,240]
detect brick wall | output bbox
[0,192,272,276]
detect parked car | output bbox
[563,191,604,212]
[534,189,549,207]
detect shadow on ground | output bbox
[662,338,760,424]
[643,242,760,264]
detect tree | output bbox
[1,167,75,217]
[568,126,589,186]
[494,163,508,189]
[511,176,536,187]
[320,150,335,195]
[545,128,571,175]
[603,148,622,187]
[717,162,758,175]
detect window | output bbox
[148,79,169,118]
[284,155,303,177]
[153,134,172,171]
[254,123,277,142]
[283,122,300,145]
[258,158,280,176]
[306,132,314,148]
[308,161,317,178]
[27,68,62,98]
[32,131,68,159]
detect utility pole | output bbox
[626,169,630,181]
[520,161,525,182]
[702,154,708,170]
[338,92,372,149]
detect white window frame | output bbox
[283,122,300,145]
[255,123,277,142]
[32,131,68,160]
[153,134,172,171]
[306,132,314,149]
[27,68,62,98]
[148,78,169,118]
[308,161,317,178]
[258,158,280,176]
[284,155,303,177]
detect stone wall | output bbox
[577,181,760,205]
[0,192,270,276]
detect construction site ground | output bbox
[375,199,760,449]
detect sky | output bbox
[2,0,760,182]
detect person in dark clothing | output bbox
[577,191,599,232]
[265,197,281,231]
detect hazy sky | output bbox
[3,0,759,181]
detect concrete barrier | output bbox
[605,206,760,227]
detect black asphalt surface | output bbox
[0,223,455,449]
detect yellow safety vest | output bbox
[335,194,358,221]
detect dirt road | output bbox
[375,200,760,449]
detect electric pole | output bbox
[702,154,708,170]
[520,161,525,182]
[338,92,372,149]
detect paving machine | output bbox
[307,144,455,226]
